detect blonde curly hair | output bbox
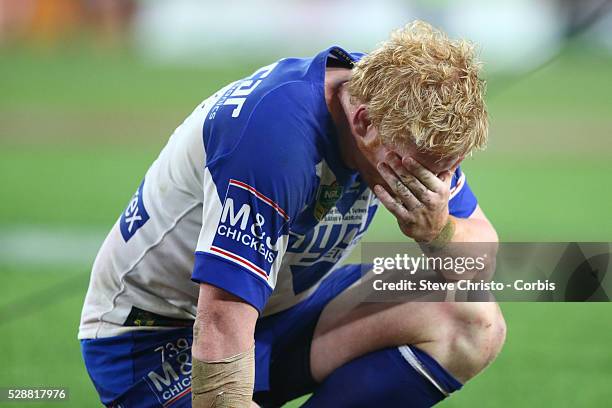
[348,21,488,158]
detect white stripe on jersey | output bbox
[229,179,289,221]
[209,245,271,283]
[449,171,466,200]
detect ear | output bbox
[351,105,378,147]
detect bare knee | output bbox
[448,303,506,380]
[419,303,506,383]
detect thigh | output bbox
[310,269,502,382]
[253,264,363,406]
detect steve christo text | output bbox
[370,254,556,293]
[371,278,556,292]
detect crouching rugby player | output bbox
[79,21,506,407]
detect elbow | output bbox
[489,223,499,244]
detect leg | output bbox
[312,300,506,383]
[308,276,506,405]
[303,346,460,408]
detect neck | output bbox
[324,68,358,170]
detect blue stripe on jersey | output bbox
[193,251,272,311]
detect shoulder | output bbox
[204,81,324,218]
[227,81,321,167]
[206,77,323,170]
[245,80,321,130]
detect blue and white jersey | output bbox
[79,47,477,339]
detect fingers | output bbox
[401,156,446,193]
[376,161,423,211]
[385,153,434,207]
[373,184,413,222]
[377,151,456,214]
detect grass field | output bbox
[0,46,611,407]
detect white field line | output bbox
[0,226,106,268]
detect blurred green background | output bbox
[1,1,612,407]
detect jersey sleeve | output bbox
[192,85,316,313]
[448,166,478,218]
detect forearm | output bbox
[192,284,258,408]
[423,212,499,281]
[192,300,256,361]
[448,214,498,243]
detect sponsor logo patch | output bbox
[210,179,289,283]
[120,180,150,242]
[145,347,192,407]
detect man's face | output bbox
[354,127,462,193]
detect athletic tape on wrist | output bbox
[191,346,255,408]
[428,217,456,250]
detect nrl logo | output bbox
[314,160,343,220]
[314,180,343,221]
